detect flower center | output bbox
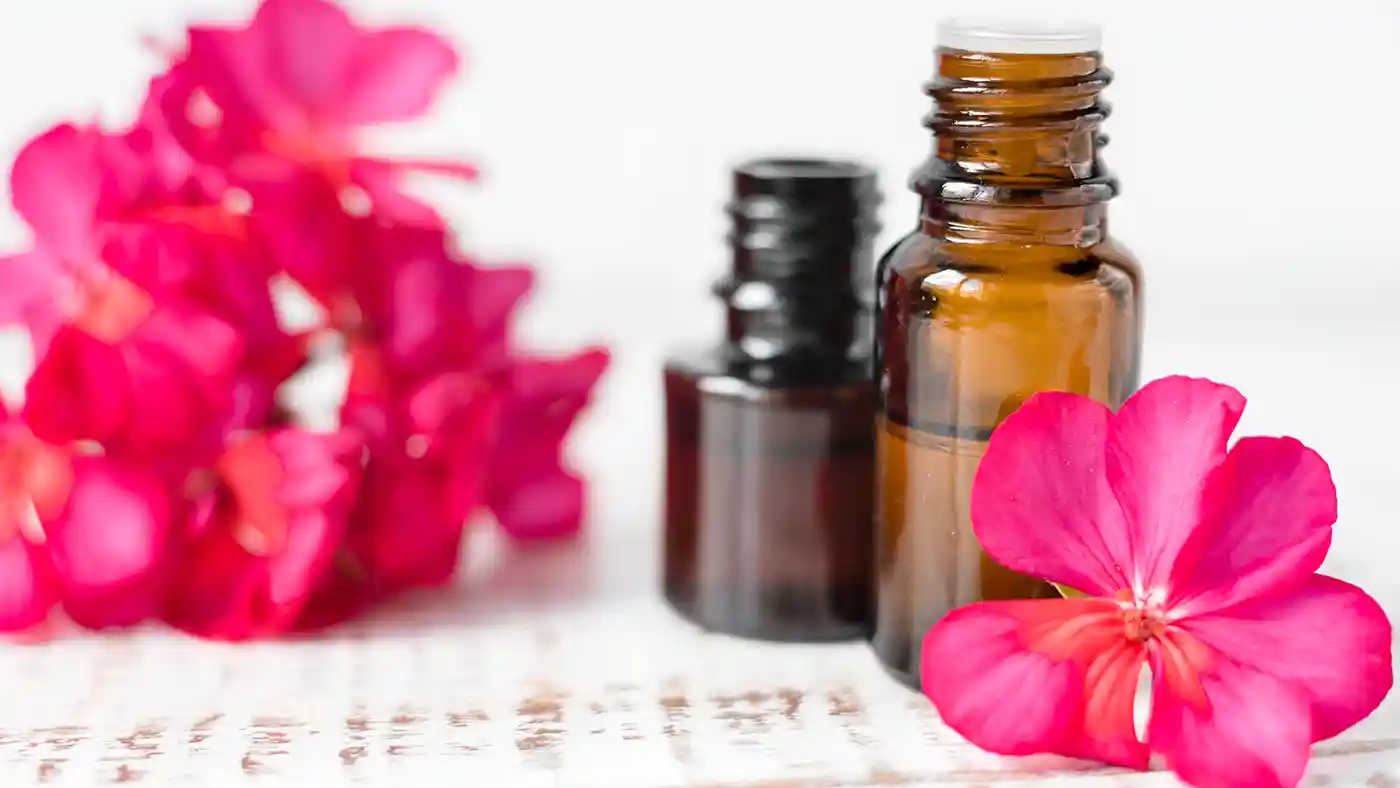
[145,201,248,240]
[0,432,74,545]
[216,433,289,557]
[68,266,154,344]
[261,130,354,185]
[1114,588,1168,642]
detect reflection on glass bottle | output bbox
[870,19,1144,688]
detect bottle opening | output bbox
[936,17,1101,55]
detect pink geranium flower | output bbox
[1,121,296,456]
[0,400,173,632]
[23,298,242,459]
[165,428,359,640]
[2,123,271,348]
[921,376,1392,788]
[164,0,475,225]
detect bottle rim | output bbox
[936,17,1102,55]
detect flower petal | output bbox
[485,351,607,541]
[348,458,463,590]
[10,124,103,263]
[134,301,243,388]
[249,175,356,308]
[165,511,278,640]
[266,428,353,509]
[116,304,241,457]
[24,327,132,448]
[971,391,1134,596]
[1106,376,1245,593]
[463,264,534,366]
[256,0,358,121]
[185,27,284,134]
[922,598,1150,769]
[1170,437,1336,613]
[340,27,459,125]
[1178,574,1392,743]
[0,537,58,632]
[166,430,354,642]
[45,457,172,629]
[1149,646,1312,788]
[0,251,64,333]
[354,224,455,374]
[489,467,585,541]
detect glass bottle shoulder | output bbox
[879,230,1140,314]
[664,346,871,405]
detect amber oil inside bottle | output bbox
[664,159,881,642]
[870,20,1143,687]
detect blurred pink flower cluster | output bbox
[0,0,608,640]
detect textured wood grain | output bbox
[0,532,1395,787]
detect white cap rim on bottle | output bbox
[936,17,1102,55]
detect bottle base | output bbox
[662,584,868,644]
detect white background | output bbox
[0,1,1398,608]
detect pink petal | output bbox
[264,509,345,607]
[970,391,1134,596]
[0,251,64,339]
[404,375,501,521]
[0,537,58,632]
[406,373,498,445]
[464,264,534,363]
[134,301,242,387]
[256,0,359,122]
[266,428,353,508]
[165,431,354,641]
[1179,575,1392,743]
[499,350,609,438]
[339,27,459,125]
[120,345,209,457]
[1106,376,1245,593]
[348,458,462,589]
[921,598,1150,769]
[485,351,607,540]
[357,224,455,373]
[248,175,356,308]
[185,27,282,131]
[164,511,283,640]
[45,457,172,629]
[488,467,585,541]
[117,304,241,456]
[1169,437,1336,613]
[10,124,103,263]
[348,159,447,226]
[1149,647,1312,788]
[24,327,132,448]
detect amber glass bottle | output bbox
[664,158,880,642]
[870,20,1143,687]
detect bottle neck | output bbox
[717,243,874,378]
[913,47,1117,247]
[709,160,881,384]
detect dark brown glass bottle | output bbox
[664,159,880,642]
[870,21,1144,687]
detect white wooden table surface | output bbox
[1,319,1398,787]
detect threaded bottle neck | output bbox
[912,20,1118,212]
[717,158,880,381]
